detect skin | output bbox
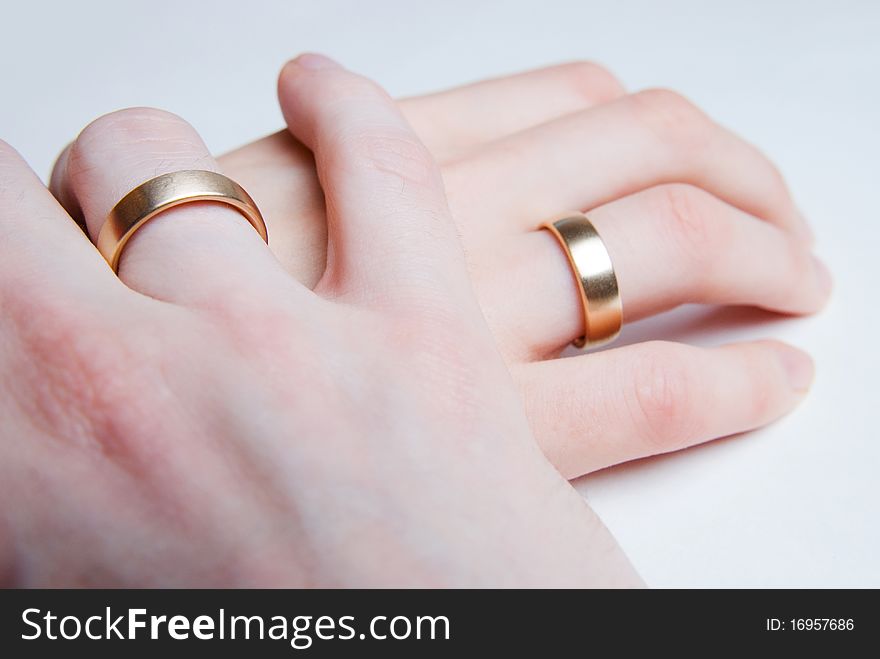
[0,56,830,586]
[69,58,828,477]
[1,56,639,587]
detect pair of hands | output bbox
[0,55,829,586]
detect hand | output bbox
[0,57,639,586]
[100,58,829,478]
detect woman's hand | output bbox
[105,58,829,478]
[0,57,639,587]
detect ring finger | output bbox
[477,184,831,361]
[50,108,290,306]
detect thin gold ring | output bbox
[541,213,622,349]
[97,170,268,272]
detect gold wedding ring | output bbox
[542,213,622,349]
[97,170,268,272]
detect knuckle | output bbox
[348,74,395,104]
[308,67,394,105]
[70,108,202,174]
[297,69,440,189]
[336,128,439,189]
[628,342,699,449]
[68,107,207,187]
[654,184,724,278]
[76,107,189,146]
[630,88,711,151]
[561,60,625,101]
[290,67,396,119]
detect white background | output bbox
[2,0,877,586]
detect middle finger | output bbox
[445,89,813,245]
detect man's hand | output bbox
[0,57,639,586]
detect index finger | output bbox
[278,55,473,307]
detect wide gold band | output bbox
[542,214,622,349]
[97,170,268,272]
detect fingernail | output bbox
[812,255,833,298]
[773,345,815,392]
[295,53,339,70]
